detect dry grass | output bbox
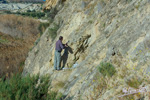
[86,72,108,100]
[126,77,143,89]
[0,14,40,39]
[0,32,34,77]
[0,14,42,78]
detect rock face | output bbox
[44,0,58,10]
[23,0,150,99]
[44,0,66,10]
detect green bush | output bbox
[30,13,37,17]
[48,23,59,41]
[4,11,12,14]
[16,12,20,14]
[35,12,45,18]
[0,38,9,43]
[38,22,50,36]
[16,12,45,18]
[98,62,116,77]
[45,8,58,19]
[27,10,31,12]
[0,74,60,100]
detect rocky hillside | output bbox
[23,0,150,100]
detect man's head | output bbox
[59,36,63,41]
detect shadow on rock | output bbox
[61,46,73,69]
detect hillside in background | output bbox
[0,14,41,78]
[0,14,40,38]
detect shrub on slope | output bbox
[0,74,61,100]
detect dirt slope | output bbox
[0,14,41,77]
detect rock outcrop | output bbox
[44,0,58,10]
[44,0,66,10]
[23,0,150,99]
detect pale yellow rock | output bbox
[23,0,150,99]
[44,0,58,10]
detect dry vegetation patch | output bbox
[0,32,34,77]
[0,14,46,78]
[0,14,40,39]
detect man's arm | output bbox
[60,41,64,49]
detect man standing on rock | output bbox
[54,36,66,70]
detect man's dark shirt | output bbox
[55,40,64,52]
